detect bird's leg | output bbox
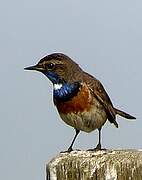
[67,129,80,152]
[87,127,103,151]
[95,128,107,150]
[95,127,102,150]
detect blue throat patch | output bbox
[53,82,80,102]
[42,71,81,101]
[43,71,62,84]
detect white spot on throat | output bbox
[53,83,63,90]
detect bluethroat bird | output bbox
[25,53,136,152]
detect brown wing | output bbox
[83,71,118,128]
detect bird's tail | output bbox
[115,108,136,119]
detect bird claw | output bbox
[60,147,73,153]
[87,143,106,151]
[60,148,81,153]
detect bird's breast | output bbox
[54,83,93,114]
[54,83,107,132]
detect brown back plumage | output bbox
[82,71,136,127]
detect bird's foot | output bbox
[60,146,73,153]
[60,147,81,153]
[87,143,106,151]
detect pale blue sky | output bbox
[0,0,141,180]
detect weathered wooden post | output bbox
[46,150,142,180]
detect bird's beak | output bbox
[24,65,45,72]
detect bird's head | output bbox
[24,53,83,85]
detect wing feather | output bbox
[83,72,118,127]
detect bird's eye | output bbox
[47,63,55,70]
